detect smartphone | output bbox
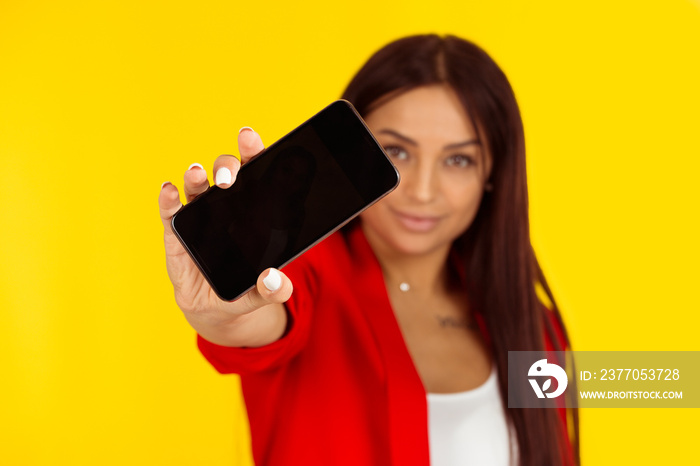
[171,100,399,301]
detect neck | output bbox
[360,222,453,298]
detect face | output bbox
[360,85,492,257]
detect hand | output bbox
[158,127,294,335]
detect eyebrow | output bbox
[377,129,481,150]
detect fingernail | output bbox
[239,126,255,134]
[188,163,204,170]
[161,181,171,190]
[215,167,232,186]
[263,269,281,292]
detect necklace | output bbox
[399,282,411,292]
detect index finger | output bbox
[212,126,265,189]
[238,126,265,164]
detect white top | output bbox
[427,364,515,466]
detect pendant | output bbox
[399,282,410,292]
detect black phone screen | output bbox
[171,100,399,301]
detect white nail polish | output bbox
[239,126,254,134]
[161,181,171,190]
[215,167,232,186]
[263,269,282,292]
[188,163,204,170]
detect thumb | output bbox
[230,268,293,313]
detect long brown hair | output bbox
[342,34,580,466]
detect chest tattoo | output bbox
[435,315,476,330]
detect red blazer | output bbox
[198,223,572,465]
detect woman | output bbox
[158,34,579,466]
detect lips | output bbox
[392,209,443,232]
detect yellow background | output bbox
[1,0,698,464]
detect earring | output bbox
[485,182,493,192]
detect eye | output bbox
[445,154,474,168]
[384,145,409,161]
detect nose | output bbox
[402,161,437,203]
